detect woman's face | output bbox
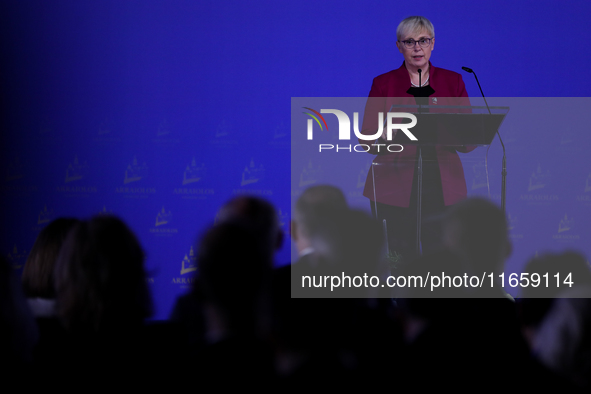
[396,28,434,70]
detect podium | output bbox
[370,104,509,260]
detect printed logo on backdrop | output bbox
[124,156,148,184]
[357,162,370,189]
[553,214,580,242]
[233,159,272,196]
[210,120,238,145]
[507,213,523,240]
[93,117,120,143]
[32,119,61,143]
[278,209,289,231]
[6,245,28,270]
[32,205,55,232]
[6,157,24,181]
[299,160,321,188]
[115,156,155,197]
[152,118,180,146]
[55,156,97,196]
[183,158,205,185]
[471,161,488,192]
[520,164,558,205]
[65,156,87,183]
[149,207,178,236]
[241,159,265,186]
[38,205,54,225]
[39,120,52,136]
[489,193,502,204]
[302,107,415,153]
[347,161,370,201]
[97,206,113,216]
[575,172,591,206]
[173,158,214,199]
[555,127,583,154]
[268,122,289,146]
[3,157,38,195]
[157,119,170,137]
[502,125,520,150]
[171,246,197,288]
[527,164,549,191]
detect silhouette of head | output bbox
[54,215,152,332]
[443,197,511,275]
[22,217,79,299]
[292,185,348,254]
[217,195,283,257]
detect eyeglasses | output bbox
[398,38,432,49]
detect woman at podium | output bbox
[360,15,474,263]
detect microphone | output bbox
[418,68,422,87]
[462,66,507,213]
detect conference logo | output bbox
[269,122,289,146]
[37,205,54,225]
[97,206,113,216]
[527,164,550,192]
[65,155,87,183]
[124,156,148,184]
[116,156,155,196]
[39,121,52,136]
[150,207,178,236]
[183,158,205,185]
[55,156,97,195]
[241,159,265,186]
[299,159,321,188]
[6,245,28,270]
[554,127,584,154]
[506,213,523,240]
[6,157,24,182]
[303,107,416,153]
[520,164,557,205]
[2,157,38,195]
[348,161,370,201]
[576,172,591,205]
[156,207,172,226]
[233,159,272,196]
[553,214,579,242]
[94,117,120,143]
[157,119,170,137]
[211,119,238,145]
[560,128,574,146]
[98,119,111,136]
[153,118,180,145]
[181,246,197,275]
[32,205,55,232]
[471,161,488,191]
[173,159,214,199]
[357,163,369,189]
[278,208,289,230]
[171,246,197,287]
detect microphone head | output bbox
[461,66,473,73]
[418,68,422,74]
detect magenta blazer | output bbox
[360,61,475,207]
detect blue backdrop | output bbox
[1,1,590,318]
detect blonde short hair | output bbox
[396,16,434,40]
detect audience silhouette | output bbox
[2,191,589,390]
